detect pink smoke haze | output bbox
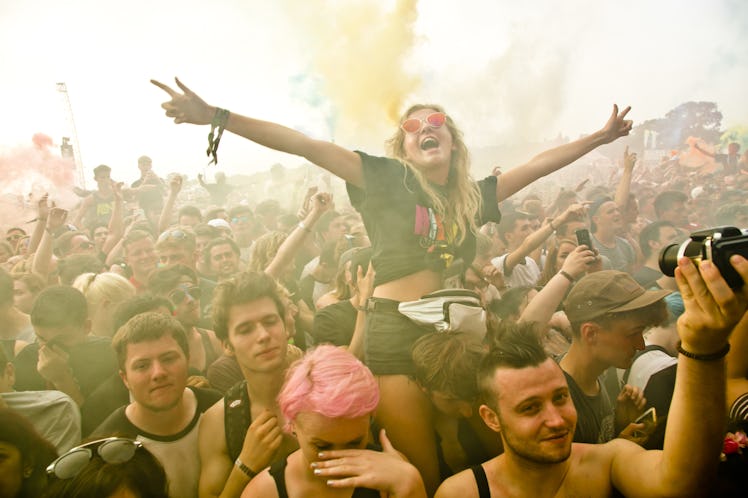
[0,133,78,230]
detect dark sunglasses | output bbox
[47,438,143,480]
[168,285,202,304]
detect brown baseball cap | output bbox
[563,270,671,323]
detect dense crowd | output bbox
[1,80,747,498]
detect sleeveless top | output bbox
[470,464,491,498]
[269,452,380,498]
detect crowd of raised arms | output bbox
[2,78,748,498]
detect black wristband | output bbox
[234,457,258,480]
[558,270,575,283]
[676,341,730,361]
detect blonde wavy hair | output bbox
[247,231,288,273]
[385,104,482,245]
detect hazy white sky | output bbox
[1,0,746,185]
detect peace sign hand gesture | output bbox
[599,104,633,144]
[151,78,215,125]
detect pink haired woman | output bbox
[152,78,633,493]
[242,345,425,498]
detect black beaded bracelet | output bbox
[676,341,730,361]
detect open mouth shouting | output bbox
[420,137,440,151]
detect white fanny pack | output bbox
[398,288,487,339]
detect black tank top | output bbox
[470,464,491,498]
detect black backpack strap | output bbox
[224,380,251,462]
[470,464,491,498]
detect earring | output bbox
[23,468,32,478]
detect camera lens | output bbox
[658,243,680,277]
[659,239,704,277]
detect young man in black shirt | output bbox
[93,312,221,498]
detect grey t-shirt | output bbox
[592,235,635,273]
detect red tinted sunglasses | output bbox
[400,112,447,134]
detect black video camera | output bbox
[659,226,748,289]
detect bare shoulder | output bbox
[435,467,481,498]
[567,440,651,494]
[240,469,278,498]
[199,399,226,445]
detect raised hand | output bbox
[355,263,376,308]
[309,192,332,214]
[623,145,638,170]
[561,244,597,280]
[675,256,748,355]
[47,207,68,231]
[615,384,647,432]
[238,409,283,474]
[151,78,215,125]
[600,104,633,144]
[37,193,50,221]
[169,174,183,196]
[37,342,72,383]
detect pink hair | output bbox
[278,345,379,432]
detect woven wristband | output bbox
[207,108,230,165]
[676,341,730,361]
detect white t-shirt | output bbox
[491,253,542,289]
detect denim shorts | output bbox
[364,297,433,376]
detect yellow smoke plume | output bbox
[280,0,421,149]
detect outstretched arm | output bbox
[158,175,182,235]
[264,192,331,279]
[519,244,596,326]
[497,105,633,202]
[102,182,124,256]
[614,146,637,210]
[611,256,748,497]
[503,203,586,274]
[27,194,50,255]
[152,78,364,187]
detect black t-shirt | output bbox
[312,300,357,347]
[562,370,615,444]
[346,152,501,287]
[92,386,221,438]
[81,373,130,437]
[12,336,117,398]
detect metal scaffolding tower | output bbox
[56,82,86,190]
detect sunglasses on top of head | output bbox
[400,112,447,135]
[47,437,143,480]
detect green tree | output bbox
[658,101,723,149]
[720,125,748,152]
